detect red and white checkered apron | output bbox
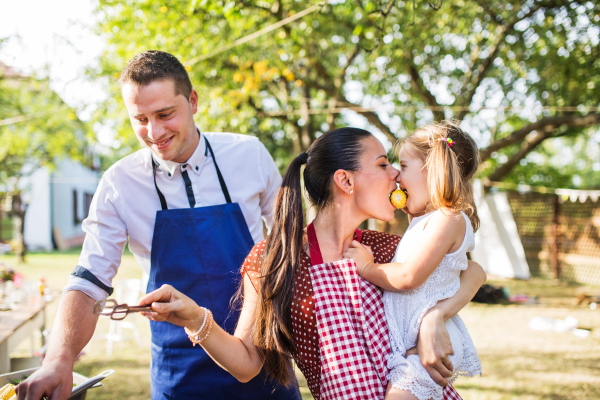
[306,223,463,400]
[308,224,388,399]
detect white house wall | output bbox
[51,159,99,250]
[52,160,99,249]
[22,168,53,251]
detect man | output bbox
[17,51,301,400]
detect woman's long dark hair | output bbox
[253,127,372,385]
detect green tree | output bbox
[92,0,600,184]
[0,60,92,262]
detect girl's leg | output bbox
[384,382,431,400]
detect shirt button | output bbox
[183,164,188,168]
[168,172,171,177]
[195,166,199,171]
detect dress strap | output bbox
[307,222,362,265]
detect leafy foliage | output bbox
[91,0,600,186]
[0,58,93,260]
[0,73,92,186]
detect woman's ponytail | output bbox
[253,153,307,385]
[251,128,372,385]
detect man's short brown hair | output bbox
[118,50,192,99]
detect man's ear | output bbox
[333,169,354,195]
[189,89,199,114]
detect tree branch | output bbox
[248,96,293,124]
[306,36,396,141]
[237,0,277,16]
[480,112,600,161]
[485,126,573,182]
[457,1,558,120]
[299,84,312,150]
[339,45,361,86]
[403,50,445,121]
[474,1,503,26]
[355,107,396,142]
[309,57,396,142]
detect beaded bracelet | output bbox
[185,308,214,346]
[184,307,208,343]
[197,311,214,344]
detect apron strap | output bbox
[204,136,232,204]
[307,222,362,265]
[151,134,233,210]
[181,169,196,208]
[152,158,169,211]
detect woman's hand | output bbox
[138,284,205,332]
[343,240,375,276]
[416,308,454,386]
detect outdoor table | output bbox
[0,301,47,374]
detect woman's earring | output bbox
[350,189,353,194]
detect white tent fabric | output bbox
[471,181,531,279]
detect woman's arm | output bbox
[138,273,264,383]
[428,259,487,321]
[413,260,487,386]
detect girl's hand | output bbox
[343,240,374,276]
[138,284,205,332]
[416,308,454,386]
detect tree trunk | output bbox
[13,210,26,264]
[6,192,27,263]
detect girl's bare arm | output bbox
[346,210,466,290]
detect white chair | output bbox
[91,279,145,356]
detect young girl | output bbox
[344,120,482,400]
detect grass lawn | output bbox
[1,250,599,399]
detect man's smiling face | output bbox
[122,79,199,162]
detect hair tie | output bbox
[298,152,308,164]
[429,137,454,147]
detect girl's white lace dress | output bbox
[383,211,481,400]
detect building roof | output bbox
[0,61,24,79]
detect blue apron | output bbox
[147,136,301,400]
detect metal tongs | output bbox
[93,299,153,320]
[68,370,115,399]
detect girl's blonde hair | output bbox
[400,120,480,232]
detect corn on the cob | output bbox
[0,383,16,400]
[389,189,407,209]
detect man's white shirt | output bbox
[64,131,282,301]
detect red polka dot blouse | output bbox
[241,229,401,399]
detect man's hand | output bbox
[16,358,74,400]
[343,240,375,276]
[416,309,454,386]
[16,291,99,400]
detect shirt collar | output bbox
[152,128,206,180]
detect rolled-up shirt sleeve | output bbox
[257,141,282,232]
[63,171,128,301]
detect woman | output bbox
[139,128,486,399]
